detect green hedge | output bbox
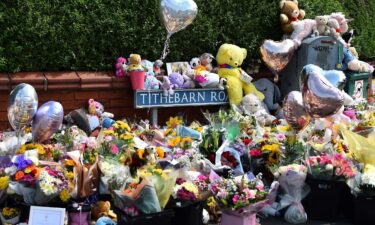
[0,0,374,72]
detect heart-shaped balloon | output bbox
[300,64,344,118]
[32,101,64,143]
[301,64,346,89]
[7,83,38,131]
[260,39,296,74]
[283,91,310,131]
[160,0,198,34]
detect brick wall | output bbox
[0,71,239,130]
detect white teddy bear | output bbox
[241,93,276,126]
[312,15,329,37]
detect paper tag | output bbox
[239,69,253,84]
[88,116,100,131]
[133,137,149,149]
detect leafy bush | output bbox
[0,0,374,72]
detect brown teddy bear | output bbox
[280,0,305,35]
[91,201,117,221]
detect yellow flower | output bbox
[262,144,281,165]
[66,171,74,180]
[120,132,133,140]
[180,137,192,149]
[137,149,145,159]
[116,120,131,131]
[104,130,117,137]
[59,189,71,202]
[337,142,344,153]
[65,159,75,167]
[278,125,290,132]
[0,176,9,189]
[112,123,119,129]
[182,182,199,197]
[169,136,181,147]
[166,116,182,129]
[156,147,165,158]
[368,121,374,127]
[152,169,163,175]
[164,128,173,136]
[207,196,216,207]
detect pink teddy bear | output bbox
[115,57,128,77]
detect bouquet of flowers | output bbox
[305,153,356,181]
[98,159,131,194]
[35,166,68,205]
[0,207,20,225]
[209,171,278,225]
[172,178,199,203]
[273,164,309,224]
[0,157,10,204]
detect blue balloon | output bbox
[32,101,64,143]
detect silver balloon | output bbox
[300,64,344,118]
[260,39,296,74]
[301,64,346,89]
[160,0,198,34]
[7,83,38,131]
[283,91,310,131]
[32,101,64,143]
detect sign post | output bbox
[134,88,229,125]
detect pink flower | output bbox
[232,194,240,204]
[86,137,97,149]
[197,174,208,182]
[256,182,264,191]
[250,149,262,157]
[104,135,113,142]
[243,188,256,200]
[111,144,119,154]
[275,133,286,142]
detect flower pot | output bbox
[0,212,21,225]
[220,211,256,225]
[129,71,145,90]
[114,207,174,225]
[302,176,344,222]
[171,201,204,225]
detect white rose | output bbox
[325,164,333,171]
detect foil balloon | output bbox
[283,91,310,131]
[160,0,198,34]
[160,0,198,60]
[7,83,38,131]
[32,101,64,143]
[260,39,295,75]
[302,64,346,89]
[300,64,344,118]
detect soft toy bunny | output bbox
[115,57,128,77]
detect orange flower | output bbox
[15,171,25,180]
[156,147,165,158]
[65,159,75,167]
[24,165,36,174]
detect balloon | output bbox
[300,64,344,118]
[160,0,198,34]
[260,39,296,74]
[283,91,310,131]
[7,83,38,131]
[32,101,64,143]
[302,64,346,89]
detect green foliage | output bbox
[0,0,374,72]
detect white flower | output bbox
[325,164,333,171]
[5,165,17,176]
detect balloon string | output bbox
[160,33,172,61]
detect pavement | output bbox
[261,217,351,225]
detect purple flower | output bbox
[177,187,197,201]
[176,178,186,185]
[13,155,33,170]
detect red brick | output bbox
[47,83,81,90]
[0,111,8,122]
[77,71,112,83]
[60,100,87,111]
[10,72,46,84]
[0,92,9,101]
[74,91,99,100]
[0,122,9,130]
[81,83,112,90]
[98,90,129,99]
[109,98,133,108]
[44,71,80,83]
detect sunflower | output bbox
[16,143,44,154]
[166,116,182,129]
[137,149,145,159]
[261,144,281,165]
[65,159,75,167]
[169,136,181,147]
[0,176,9,189]
[156,147,165,158]
[120,132,133,140]
[180,137,192,149]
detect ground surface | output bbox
[261,216,351,225]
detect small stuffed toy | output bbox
[189,57,201,70]
[253,78,282,113]
[115,57,128,77]
[312,15,329,37]
[195,71,225,90]
[168,72,184,88]
[161,76,175,96]
[241,93,276,126]
[88,98,104,116]
[216,43,264,106]
[280,0,305,35]
[128,54,144,71]
[153,60,164,76]
[142,60,162,90]
[91,201,117,221]
[200,53,215,72]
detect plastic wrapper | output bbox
[215,140,244,175]
[98,159,131,194]
[0,132,31,156]
[277,166,309,224]
[8,181,36,205]
[67,150,99,199]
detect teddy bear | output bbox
[280,0,305,35]
[312,15,330,37]
[161,76,175,96]
[115,57,128,77]
[91,201,117,221]
[128,54,144,71]
[216,43,264,106]
[153,59,164,76]
[241,93,276,126]
[200,53,214,72]
[142,60,162,90]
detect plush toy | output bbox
[342,30,359,58]
[216,43,264,106]
[280,0,305,35]
[115,57,128,77]
[312,15,329,37]
[253,78,282,113]
[161,76,175,96]
[153,60,164,76]
[200,53,214,72]
[168,72,184,88]
[142,60,155,76]
[92,201,117,221]
[88,98,104,116]
[128,54,144,71]
[142,60,161,90]
[195,71,225,90]
[189,57,201,70]
[241,93,276,126]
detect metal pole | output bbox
[151,108,158,126]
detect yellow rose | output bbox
[0,176,9,189]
